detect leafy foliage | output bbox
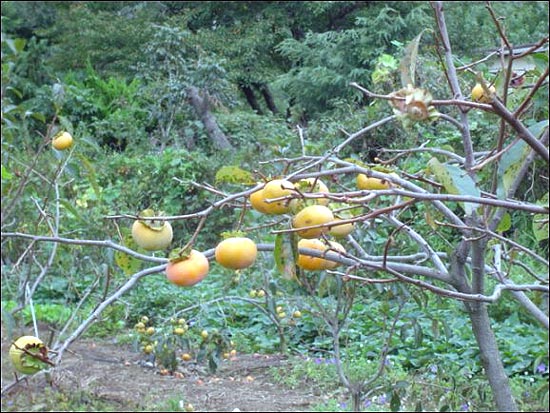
[1,3,548,412]
[62,64,149,151]
[444,2,549,56]
[427,157,481,215]
[35,2,161,76]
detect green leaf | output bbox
[400,30,426,87]
[413,321,423,347]
[316,274,335,297]
[59,199,86,223]
[57,115,73,134]
[497,121,547,199]
[380,53,398,67]
[532,192,549,242]
[5,86,23,99]
[274,232,298,281]
[427,157,480,215]
[77,154,101,200]
[6,38,26,54]
[372,53,398,84]
[411,289,425,309]
[1,164,13,181]
[14,38,26,53]
[496,212,512,233]
[531,51,549,74]
[528,119,549,139]
[394,380,409,389]
[30,111,46,123]
[22,350,49,372]
[432,318,440,339]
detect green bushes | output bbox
[1,4,548,412]
[61,65,149,151]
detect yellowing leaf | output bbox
[215,166,254,185]
[424,209,438,230]
[400,30,426,88]
[532,192,549,242]
[115,234,143,275]
[497,140,529,199]
[274,232,298,281]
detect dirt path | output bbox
[1,337,320,412]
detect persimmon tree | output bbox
[1,2,548,411]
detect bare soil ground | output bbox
[1,335,320,412]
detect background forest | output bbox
[1,1,549,412]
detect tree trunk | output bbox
[466,302,518,411]
[239,83,263,114]
[254,82,279,114]
[471,239,518,411]
[451,237,518,412]
[187,86,233,151]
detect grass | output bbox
[269,351,549,412]
[1,387,124,412]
